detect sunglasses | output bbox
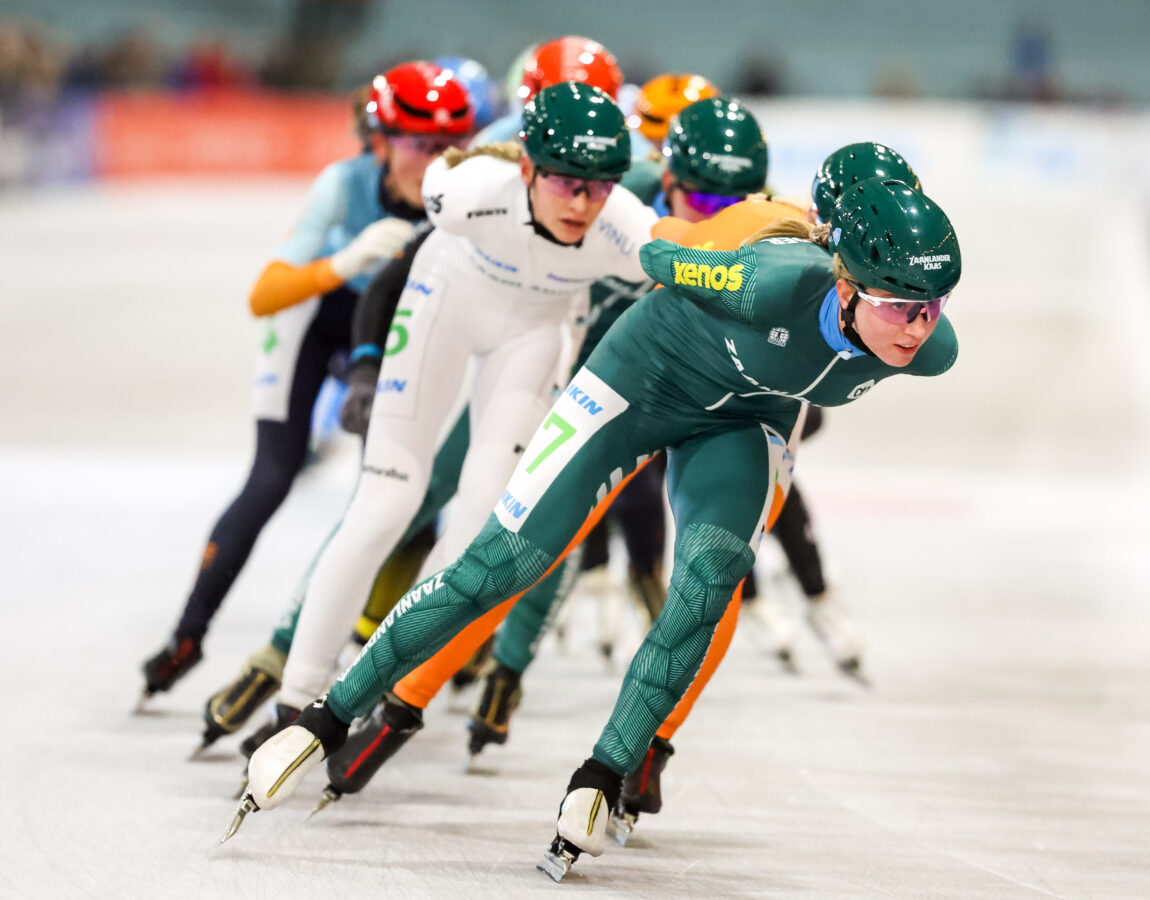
[673,182,744,217]
[536,171,618,202]
[853,285,949,325]
[390,134,469,156]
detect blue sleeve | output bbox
[271,162,349,265]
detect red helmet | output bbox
[367,62,474,135]
[519,36,623,102]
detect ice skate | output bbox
[467,663,522,758]
[746,593,799,674]
[537,759,621,882]
[608,736,674,846]
[137,636,202,711]
[198,644,287,753]
[240,702,299,759]
[590,567,625,671]
[221,698,348,843]
[805,593,868,684]
[312,695,423,814]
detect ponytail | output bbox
[740,217,853,281]
[443,141,523,169]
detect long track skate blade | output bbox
[537,848,576,882]
[309,787,341,818]
[607,811,636,847]
[133,691,153,715]
[219,795,258,844]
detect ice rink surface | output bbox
[2,172,1149,899]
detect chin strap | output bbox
[839,292,878,358]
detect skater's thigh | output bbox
[666,422,792,548]
[362,270,471,468]
[494,366,675,557]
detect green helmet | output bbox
[830,177,961,298]
[664,96,767,195]
[520,81,631,180]
[812,142,919,223]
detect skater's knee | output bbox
[443,516,554,612]
[669,523,755,619]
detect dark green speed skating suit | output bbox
[328,234,958,773]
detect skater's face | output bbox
[521,157,612,245]
[662,171,741,223]
[835,279,940,367]
[372,132,461,209]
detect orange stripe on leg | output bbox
[655,579,744,742]
[392,456,657,710]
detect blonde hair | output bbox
[351,83,373,149]
[740,218,852,280]
[443,141,523,169]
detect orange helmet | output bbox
[519,36,623,102]
[628,73,718,143]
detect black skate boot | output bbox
[240,702,299,759]
[138,636,203,710]
[538,758,622,882]
[467,663,522,757]
[450,635,495,691]
[311,694,424,814]
[221,697,349,843]
[197,644,286,755]
[608,736,674,846]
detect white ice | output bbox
[1,166,1148,899]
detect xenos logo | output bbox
[673,261,743,292]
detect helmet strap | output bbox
[839,292,878,358]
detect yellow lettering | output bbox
[683,263,698,286]
[727,264,744,292]
[672,261,685,284]
[697,264,711,288]
[710,266,728,291]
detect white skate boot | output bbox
[537,759,621,881]
[805,592,867,682]
[747,592,799,672]
[220,698,348,842]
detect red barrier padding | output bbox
[93,90,359,176]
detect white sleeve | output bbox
[420,155,516,239]
[599,187,659,282]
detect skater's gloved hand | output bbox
[339,361,380,437]
[330,218,416,281]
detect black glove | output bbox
[339,361,380,438]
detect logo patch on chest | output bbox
[768,327,789,348]
[848,380,875,400]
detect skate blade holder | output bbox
[537,845,579,883]
[606,808,637,847]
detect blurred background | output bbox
[1,3,1149,897]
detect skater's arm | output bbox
[249,162,349,316]
[599,187,658,282]
[639,239,761,324]
[420,150,520,239]
[652,197,809,252]
[350,225,434,365]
